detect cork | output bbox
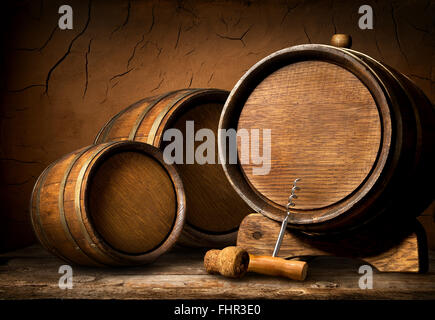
[204,246,250,278]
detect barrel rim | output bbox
[80,141,186,264]
[218,44,396,227]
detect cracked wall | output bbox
[1,0,434,251]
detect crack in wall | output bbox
[405,19,431,34]
[110,0,131,37]
[5,177,36,186]
[174,24,182,49]
[373,9,384,61]
[207,73,214,85]
[409,74,433,82]
[16,25,57,52]
[127,34,145,70]
[0,158,41,164]
[83,38,92,99]
[216,25,252,47]
[233,14,242,28]
[38,0,44,20]
[151,78,164,92]
[149,4,155,34]
[109,68,134,82]
[44,0,92,95]
[330,0,337,34]
[176,1,198,20]
[374,35,384,61]
[281,1,300,25]
[100,83,109,104]
[103,67,134,96]
[303,25,311,43]
[7,84,45,93]
[219,14,229,31]
[390,3,409,66]
[188,74,193,88]
[141,41,163,57]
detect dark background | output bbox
[1,0,434,252]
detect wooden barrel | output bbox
[30,141,185,266]
[219,44,435,234]
[95,89,252,246]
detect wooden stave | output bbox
[30,141,186,266]
[339,50,435,230]
[218,44,435,234]
[94,88,252,246]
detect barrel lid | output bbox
[238,59,381,210]
[219,44,392,226]
[86,141,185,258]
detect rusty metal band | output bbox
[128,90,187,141]
[32,159,76,265]
[74,141,125,264]
[96,97,154,144]
[58,146,101,264]
[146,88,205,145]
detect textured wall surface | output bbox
[1,0,434,251]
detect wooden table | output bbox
[1,245,434,300]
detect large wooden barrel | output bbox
[30,141,185,266]
[219,44,435,234]
[95,89,252,246]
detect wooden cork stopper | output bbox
[330,34,352,48]
[203,249,221,275]
[204,246,250,278]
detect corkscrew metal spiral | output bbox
[272,178,301,257]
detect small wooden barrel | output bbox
[219,44,435,234]
[95,89,252,246]
[30,141,185,266]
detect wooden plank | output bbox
[237,214,427,272]
[1,245,435,300]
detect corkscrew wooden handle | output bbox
[204,246,308,281]
[248,255,308,281]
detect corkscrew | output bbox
[272,178,301,257]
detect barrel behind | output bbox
[95,89,252,246]
[30,141,185,266]
[219,44,435,235]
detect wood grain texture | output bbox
[237,214,427,273]
[88,151,176,254]
[238,61,381,209]
[219,44,435,234]
[30,141,186,266]
[1,244,435,300]
[248,255,308,281]
[96,89,252,246]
